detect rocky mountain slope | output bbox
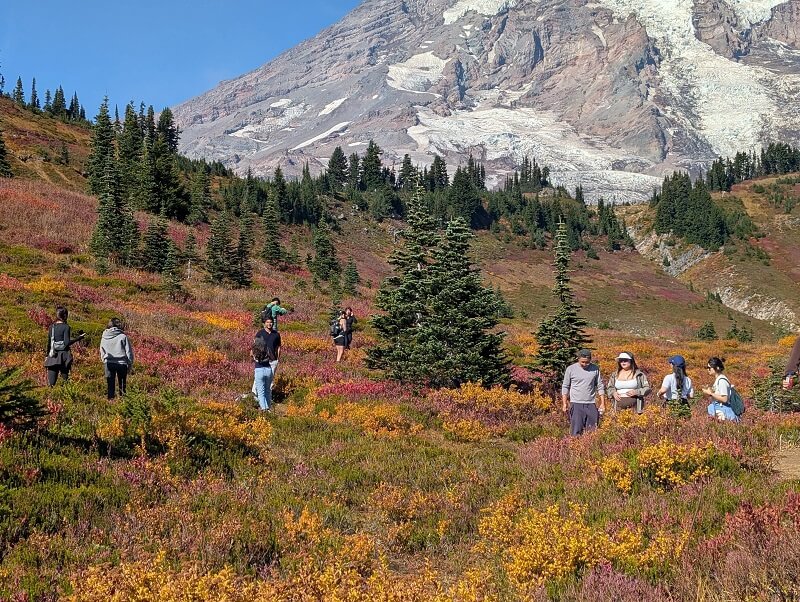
[172,0,800,201]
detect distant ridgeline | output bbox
[650,143,800,251]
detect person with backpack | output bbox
[561,349,606,436]
[658,355,694,418]
[99,318,134,400]
[43,306,85,386]
[332,310,347,363]
[254,313,281,390]
[703,357,744,421]
[606,352,651,414]
[251,333,275,412]
[262,297,289,331]
[784,335,800,390]
[344,307,357,350]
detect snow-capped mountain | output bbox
[172,0,800,201]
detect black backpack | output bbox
[330,318,342,338]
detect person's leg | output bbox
[345,332,353,350]
[707,403,717,417]
[569,404,585,436]
[718,405,738,421]
[61,366,70,382]
[107,370,116,399]
[118,365,128,396]
[270,360,278,391]
[47,368,58,387]
[254,367,270,411]
[585,405,600,432]
[264,366,274,408]
[336,344,344,362]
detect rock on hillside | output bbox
[172,0,800,201]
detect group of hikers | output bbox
[41,302,800,426]
[562,344,800,436]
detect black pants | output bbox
[106,363,128,399]
[47,366,70,386]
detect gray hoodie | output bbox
[100,328,134,366]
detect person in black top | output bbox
[344,307,357,350]
[251,315,281,408]
[43,306,85,386]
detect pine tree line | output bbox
[7,73,88,123]
[706,143,800,192]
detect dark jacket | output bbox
[44,322,81,368]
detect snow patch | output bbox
[443,0,520,25]
[592,24,607,48]
[348,141,368,147]
[727,0,786,25]
[270,98,292,108]
[595,0,780,157]
[317,98,347,117]
[387,51,449,94]
[291,122,350,151]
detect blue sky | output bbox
[0,0,361,116]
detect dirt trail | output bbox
[775,448,800,480]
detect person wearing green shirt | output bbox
[263,297,289,331]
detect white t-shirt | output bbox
[713,374,731,400]
[661,374,694,400]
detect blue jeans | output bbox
[254,365,274,410]
[707,402,738,421]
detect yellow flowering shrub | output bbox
[24,275,66,295]
[192,312,243,330]
[288,399,422,437]
[476,494,685,593]
[598,456,634,494]
[636,439,713,490]
[0,327,36,352]
[185,346,227,367]
[449,382,552,415]
[443,417,492,442]
[281,332,332,353]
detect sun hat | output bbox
[617,352,633,360]
[668,355,686,366]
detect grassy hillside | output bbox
[621,176,800,332]
[1,101,800,600]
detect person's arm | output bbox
[277,305,288,316]
[606,371,618,400]
[636,372,652,397]
[45,326,51,355]
[704,377,729,403]
[67,325,85,347]
[100,337,107,363]
[126,336,134,366]
[561,367,571,412]
[275,333,281,361]
[596,370,607,410]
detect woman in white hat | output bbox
[606,351,652,414]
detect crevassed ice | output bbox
[727,0,787,25]
[318,98,347,117]
[387,51,449,93]
[442,0,520,25]
[594,0,782,157]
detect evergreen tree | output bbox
[51,86,67,118]
[233,212,254,287]
[162,241,185,301]
[68,92,81,121]
[118,103,144,204]
[206,212,235,284]
[327,146,348,192]
[347,153,360,192]
[343,257,361,295]
[188,168,212,224]
[87,98,116,197]
[141,214,171,273]
[361,140,384,191]
[183,232,199,265]
[696,321,718,341]
[398,154,416,191]
[0,368,44,431]
[43,89,52,113]
[367,178,440,379]
[308,218,339,281]
[58,142,69,166]
[12,77,24,105]
[261,197,283,265]
[448,166,481,225]
[134,142,159,213]
[413,217,509,387]
[533,221,591,383]
[90,157,138,266]
[0,129,13,178]
[28,78,39,111]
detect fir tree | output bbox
[134,143,159,213]
[141,214,171,273]
[696,321,718,341]
[12,77,24,105]
[183,232,199,265]
[413,217,509,387]
[28,78,39,111]
[90,157,138,266]
[327,146,348,192]
[261,197,283,265]
[0,368,44,431]
[51,86,66,118]
[188,168,212,224]
[399,154,416,191]
[233,212,254,287]
[118,103,144,204]
[0,129,13,178]
[361,140,384,191]
[343,257,361,295]
[162,241,185,301]
[43,89,52,112]
[533,221,591,384]
[308,218,339,281]
[87,98,116,196]
[448,166,481,225]
[206,212,235,284]
[367,177,440,379]
[347,153,360,192]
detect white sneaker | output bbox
[715,409,725,421]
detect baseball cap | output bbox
[668,355,685,366]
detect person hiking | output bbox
[784,335,800,389]
[251,336,274,412]
[254,313,281,392]
[344,307,357,350]
[332,309,347,363]
[658,355,694,417]
[561,349,606,436]
[703,357,739,421]
[99,317,134,400]
[606,351,651,414]
[262,297,289,331]
[43,306,85,386]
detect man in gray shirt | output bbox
[561,349,606,436]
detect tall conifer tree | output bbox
[206,212,235,284]
[12,77,24,105]
[0,129,13,178]
[261,197,283,265]
[87,98,116,196]
[533,221,591,383]
[308,218,339,281]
